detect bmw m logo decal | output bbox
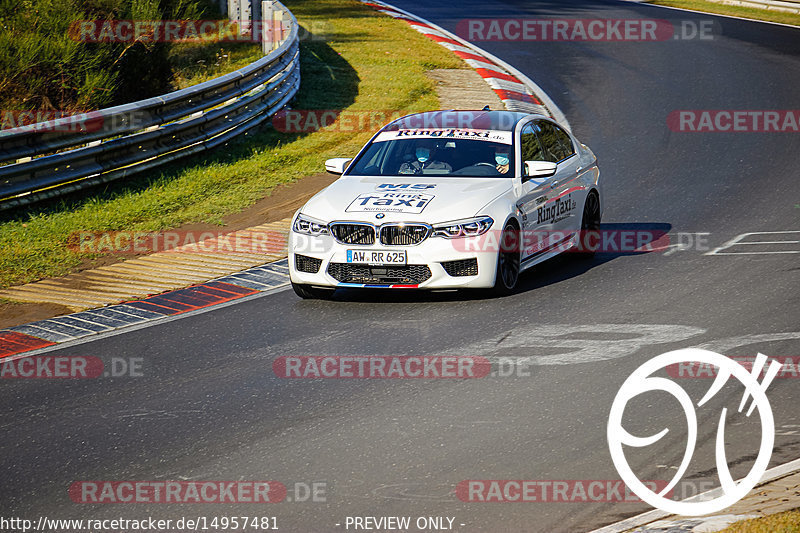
[376,213,385,219]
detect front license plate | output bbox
[346,250,407,265]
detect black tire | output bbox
[291,282,334,300]
[576,191,601,259]
[491,222,521,296]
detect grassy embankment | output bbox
[0,0,224,112]
[720,508,800,532]
[0,0,463,290]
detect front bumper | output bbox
[288,231,498,289]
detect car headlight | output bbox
[432,216,494,239]
[293,214,329,236]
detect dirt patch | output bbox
[0,172,337,329]
[72,172,337,270]
[426,69,504,110]
[174,172,337,236]
[0,301,73,330]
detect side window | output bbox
[520,123,546,173]
[535,120,574,162]
[553,124,575,159]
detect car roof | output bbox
[383,110,536,132]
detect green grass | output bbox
[170,41,264,89]
[720,509,800,532]
[0,0,210,112]
[647,0,800,26]
[0,0,266,123]
[0,0,464,289]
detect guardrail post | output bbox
[260,0,292,53]
[278,4,291,44]
[227,0,239,24]
[262,0,276,53]
[239,0,251,28]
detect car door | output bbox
[516,122,557,261]
[533,120,583,240]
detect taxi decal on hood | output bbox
[345,192,435,214]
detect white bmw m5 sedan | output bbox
[288,110,602,298]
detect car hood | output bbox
[300,175,513,224]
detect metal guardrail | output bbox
[0,1,300,210]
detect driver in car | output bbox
[495,147,511,174]
[399,141,452,174]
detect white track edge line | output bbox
[619,0,800,29]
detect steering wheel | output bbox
[474,162,495,167]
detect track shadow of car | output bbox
[295,222,672,304]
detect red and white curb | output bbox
[0,261,290,360]
[361,0,571,130]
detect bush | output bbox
[0,0,208,113]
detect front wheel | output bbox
[576,192,601,259]
[491,223,520,296]
[292,282,334,300]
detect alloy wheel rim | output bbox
[583,194,601,231]
[500,229,520,288]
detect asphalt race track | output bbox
[2,1,799,531]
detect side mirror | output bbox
[325,157,352,175]
[522,161,557,182]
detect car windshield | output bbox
[346,132,515,178]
